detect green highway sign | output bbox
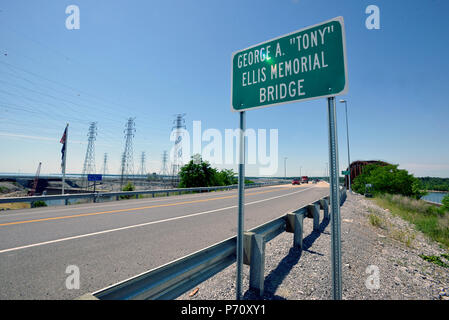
[231,16,348,112]
[342,171,350,175]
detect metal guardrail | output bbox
[83,187,347,300]
[0,182,284,206]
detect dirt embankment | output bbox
[0,181,28,198]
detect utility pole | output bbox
[81,122,97,190]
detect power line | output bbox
[0,60,156,124]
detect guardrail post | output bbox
[243,231,265,296]
[286,211,304,250]
[320,199,329,220]
[307,204,320,232]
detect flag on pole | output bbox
[60,125,68,168]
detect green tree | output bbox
[216,169,238,186]
[179,155,238,188]
[120,182,135,199]
[418,177,449,192]
[179,155,215,188]
[352,164,424,198]
[442,194,449,212]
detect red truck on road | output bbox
[301,176,309,184]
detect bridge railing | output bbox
[0,182,286,206]
[81,187,347,300]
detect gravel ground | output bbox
[177,192,449,300]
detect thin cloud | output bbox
[0,132,85,144]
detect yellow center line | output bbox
[0,187,295,227]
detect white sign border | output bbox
[230,16,349,113]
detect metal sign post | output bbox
[231,16,348,300]
[236,111,246,300]
[327,97,342,299]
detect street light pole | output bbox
[340,99,352,193]
[284,157,288,178]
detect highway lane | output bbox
[0,184,329,299]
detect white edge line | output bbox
[0,187,315,254]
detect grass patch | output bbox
[0,202,31,211]
[31,200,47,208]
[391,229,416,248]
[419,254,449,268]
[369,213,385,229]
[373,194,449,249]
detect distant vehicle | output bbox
[292,179,300,185]
[301,176,309,184]
[365,184,373,198]
[313,179,319,184]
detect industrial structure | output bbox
[81,122,97,190]
[120,118,136,188]
[28,162,42,196]
[139,152,147,176]
[101,153,109,176]
[345,160,391,189]
[171,114,186,177]
[160,151,169,176]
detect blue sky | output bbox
[0,0,448,177]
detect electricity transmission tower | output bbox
[171,114,186,177]
[139,152,147,176]
[81,122,97,190]
[160,150,169,175]
[101,153,109,176]
[120,118,136,188]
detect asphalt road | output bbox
[0,184,329,299]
